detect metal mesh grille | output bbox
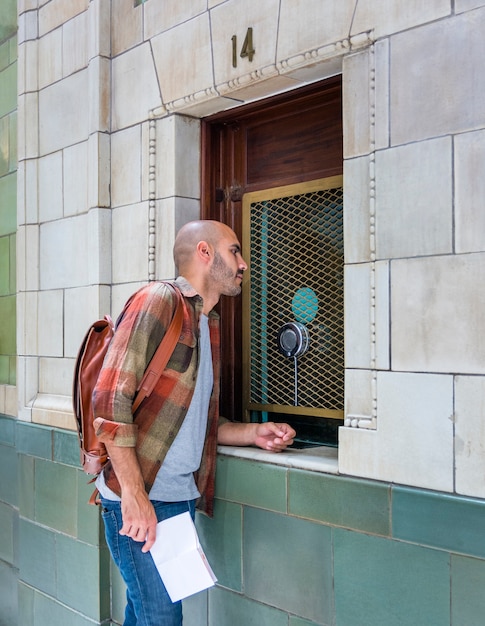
[246,182,344,416]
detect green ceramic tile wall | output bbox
[393,486,485,558]
[5,420,485,626]
[0,32,17,386]
[334,528,450,626]
[289,468,390,535]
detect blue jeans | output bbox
[101,497,196,626]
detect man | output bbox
[92,220,296,626]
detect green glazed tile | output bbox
[77,471,105,546]
[18,582,34,626]
[0,414,15,445]
[57,533,110,621]
[18,519,56,596]
[289,469,390,535]
[35,458,77,535]
[0,442,17,505]
[0,62,17,118]
[196,499,242,591]
[215,455,287,512]
[393,486,485,558]
[54,429,82,468]
[290,617,324,626]
[34,590,97,626]
[0,355,9,384]
[183,588,208,626]
[0,561,18,626]
[0,501,15,563]
[243,507,333,624]
[451,555,485,626]
[16,421,53,460]
[18,453,35,520]
[334,528,450,626]
[209,586,288,626]
[0,171,17,236]
[0,295,15,354]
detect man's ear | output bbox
[196,240,212,264]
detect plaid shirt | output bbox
[92,277,221,516]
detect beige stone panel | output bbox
[37,289,63,357]
[16,356,38,421]
[111,0,142,57]
[111,126,142,207]
[88,0,111,60]
[455,375,485,498]
[87,208,112,286]
[0,385,5,415]
[111,43,160,131]
[342,49,370,158]
[39,0,89,37]
[39,357,73,396]
[374,38,389,150]
[112,202,150,284]
[211,0,279,86]
[343,155,371,264]
[16,160,26,227]
[278,0,354,59]
[390,10,485,145]
[32,393,74,429]
[19,92,39,160]
[87,132,110,210]
[18,8,38,44]
[375,137,452,259]
[340,371,454,492]
[19,0,39,14]
[352,0,450,39]
[64,285,111,358]
[38,151,63,222]
[374,260,390,371]
[17,290,38,355]
[391,253,485,374]
[63,140,88,217]
[155,197,200,280]
[16,224,39,292]
[344,368,375,426]
[344,262,372,369]
[455,129,485,253]
[39,70,89,155]
[25,159,39,223]
[4,385,17,418]
[62,10,88,77]
[18,40,38,95]
[151,15,213,105]
[217,73,299,102]
[88,56,110,134]
[38,27,63,89]
[144,0,206,40]
[39,215,89,289]
[155,115,200,200]
[455,0,485,12]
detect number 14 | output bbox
[232,27,255,68]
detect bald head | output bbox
[173,220,234,274]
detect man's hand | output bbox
[119,488,158,553]
[104,443,158,553]
[253,422,296,451]
[217,420,296,451]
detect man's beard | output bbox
[210,251,243,296]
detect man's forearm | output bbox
[104,443,146,496]
[217,421,258,446]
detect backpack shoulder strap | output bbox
[131,282,184,414]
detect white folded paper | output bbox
[150,511,217,602]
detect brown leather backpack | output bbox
[72,283,183,476]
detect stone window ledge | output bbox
[218,444,338,474]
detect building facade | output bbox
[1,0,485,624]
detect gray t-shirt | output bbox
[96,314,213,502]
